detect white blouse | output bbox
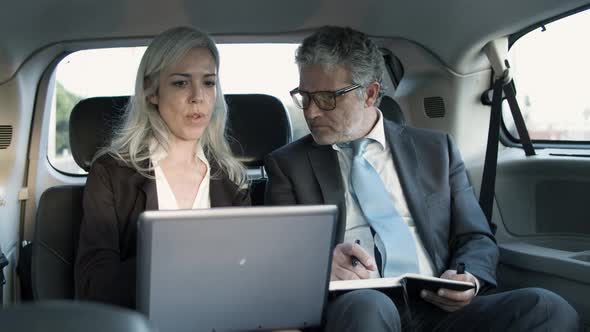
[150,142,211,210]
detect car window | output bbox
[48,44,306,175]
[504,9,590,143]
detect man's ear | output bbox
[364,81,381,107]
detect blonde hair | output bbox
[96,26,246,186]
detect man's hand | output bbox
[420,269,477,312]
[330,242,377,281]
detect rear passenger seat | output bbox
[1,300,154,332]
[224,94,292,204]
[30,94,292,300]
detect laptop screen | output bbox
[136,205,337,332]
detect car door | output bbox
[489,7,590,329]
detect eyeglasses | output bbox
[289,84,362,111]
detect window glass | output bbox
[48,44,307,175]
[504,9,590,142]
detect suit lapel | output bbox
[308,144,347,242]
[384,120,437,263]
[124,158,158,211]
[209,162,238,207]
[140,178,158,211]
[210,178,235,207]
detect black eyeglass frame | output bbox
[289,83,363,111]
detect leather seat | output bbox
[0,300,154,331]
[31,94,291,300]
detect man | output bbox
[264,26,579,331]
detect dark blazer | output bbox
[75,154,250,308]
[264,119,498,289]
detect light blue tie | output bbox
[350,138,419,277]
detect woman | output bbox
[74,27,250,308]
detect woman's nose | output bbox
[189,85,203,103]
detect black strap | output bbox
[0,249,8,303]
[503,81,535,156]
[479,74,535,234]
[479,79,503,233]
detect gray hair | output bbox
[96,26,246,187]
[295,26,385,102]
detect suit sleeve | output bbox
[234,184,252,206]
[446,134,499,291]
[264,153,297,205]
[74,161,136,308]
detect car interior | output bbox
[1,0,590,330]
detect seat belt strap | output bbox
[0,249,8,304]
[479,79,504,233]
[503,78,535,156]
[479,68,536,234]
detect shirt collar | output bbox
[332,108,387,151]
[149,139,209,167]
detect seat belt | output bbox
[0,248,8,305]
[479,39,535,234]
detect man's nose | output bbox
[304,99,322,119]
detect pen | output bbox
[351,239,361,267]
[456,262,465,274]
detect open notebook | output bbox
[330,273,475,297]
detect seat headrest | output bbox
[70,96,128,171]
[378,96,406,126]
[225,94,292,167]
[69,94,292,171]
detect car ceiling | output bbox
[0,0,588,83]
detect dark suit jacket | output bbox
[264,119,499,289]
[75,154,250,308]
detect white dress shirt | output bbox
[150,141,211,210]
[333,109,436,279]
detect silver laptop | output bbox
[136,205,337,332]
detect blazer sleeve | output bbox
[74,160,136,308]
[234,185,252,206]
[264,153,297,205]
[446,134,499,291]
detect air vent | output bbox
[0,125,12,149]
[423,97,446,118]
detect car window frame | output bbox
[500,4,590,150]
